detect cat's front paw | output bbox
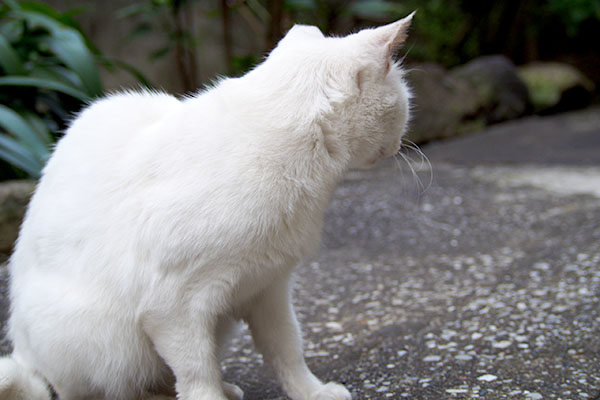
[309,382,352,400]
[223,381,244,400]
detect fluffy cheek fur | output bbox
[344,81,410,169]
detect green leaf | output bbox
[0,135,43,177]
[0,33,25,74]
[116,3,153,19]
[35,92,69,127]
[0,76,90,101]
[11,8,103,97]
[30,65,83,89]
[0,20,25,43]
[18,1,86,31]
[44,33,102,97]
[0,104,50,161]
[149,46,171,60]
[3,0,19,9]
[22,111,53,147]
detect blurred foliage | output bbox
[118,0,200,90]
[549,0,600,36]
[0,0,103,179]
[1,0,597,179]
[118,0,600,85]
[0,0,148,179]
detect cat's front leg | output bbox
[245,274,351,400]
[143,310,229,400]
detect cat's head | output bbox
[265,13,414,169]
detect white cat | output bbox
[0,13,413,400]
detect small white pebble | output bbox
[422,203,433,212]
[446,388,469,394]
[477,374,498,382]
[363,383,375,389]
[492,340,512,349]
[423,355,441,362]
[534,262,550,270]
[578,287,591,296]
[455,354,473,361]
[325,321,343,331]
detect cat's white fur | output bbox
[0,14,413,400]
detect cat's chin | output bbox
[357,146,389,169]
[353,157,384,170]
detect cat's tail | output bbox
[0,356,51,400]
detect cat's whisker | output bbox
[391,154,406,190]
[394,139,433,198]
[400,138,433,193]
[395,151,423,195]
[391,154,418,202]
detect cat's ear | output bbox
[354,12,414,89]
[369,11,415,59]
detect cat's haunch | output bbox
[1,13,414,400]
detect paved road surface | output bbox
[1,107,599,399]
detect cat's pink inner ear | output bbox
[373,11,415,57]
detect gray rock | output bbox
[405,63,483,143]
[0,181,35,261]
[406,56,531,144]
[450,55,531,123]
[518,62,596,114]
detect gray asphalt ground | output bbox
[1,107,600,399]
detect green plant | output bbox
[549,0,600,36]
[118,0,200,91]
[0,0,105,178]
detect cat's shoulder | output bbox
[66,89,181,140]
[75,89,180,124]
[91,88,179,112]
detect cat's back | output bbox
[77,90,180,133]
[12,91,182,268]
[53,90,180,168]
[15,80,328,279]
[32,90,181,207]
